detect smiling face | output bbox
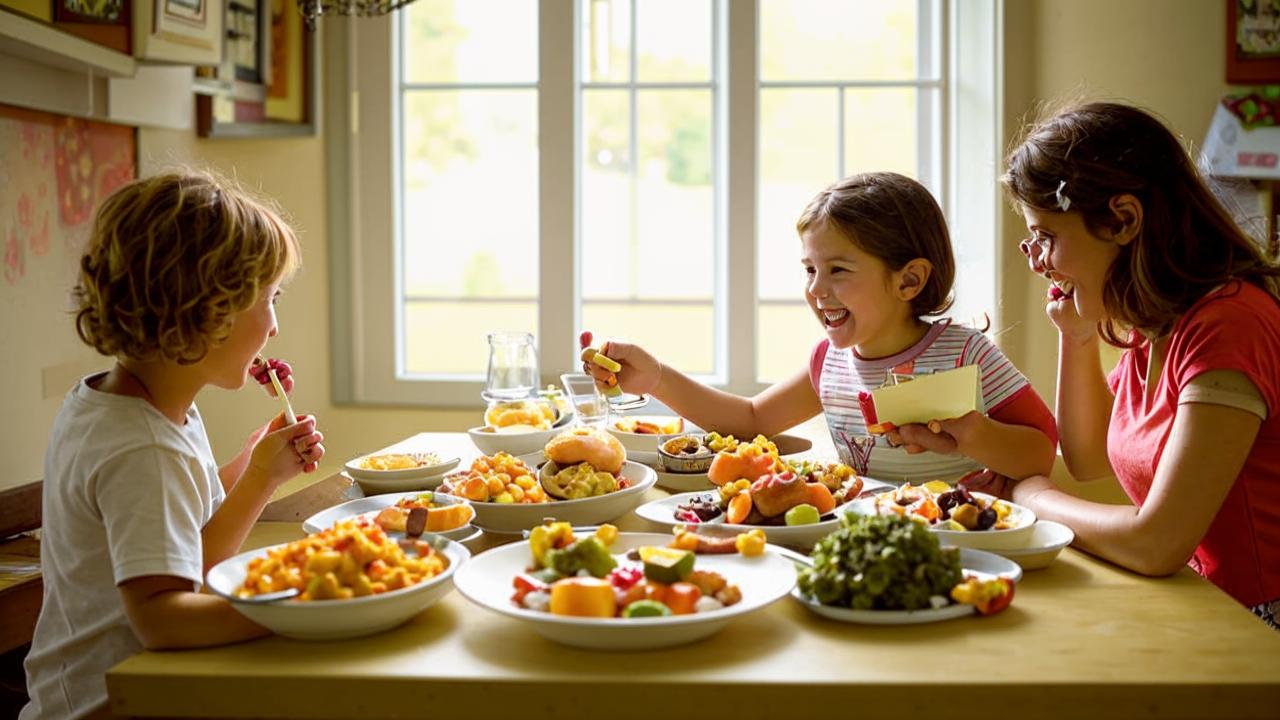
[202,279,282,390]
[801,221,921,357]
[1020,207,1123,324]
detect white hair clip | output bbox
[1055,180,1072,212]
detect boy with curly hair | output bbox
[21,171,326,719]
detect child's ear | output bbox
[1108,194,1143,246]
[895,258,933,301]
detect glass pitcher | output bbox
[482,332,538,402]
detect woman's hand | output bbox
[1018,239,1095,344]
[246,413,325,487]
[580,330,663,396]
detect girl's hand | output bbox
[250,358,293,397]
[247,414,325,487]
[580,331,663,396]
[888,411,984,455]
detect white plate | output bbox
[654,468,714,493]
[443,454,657,533]
[208,535,470,640]
[301,491,476,542]
[790,547,1022,625]
[468,425,565,457]
[343,453,460,482]
[344,468,457,496]
[986,519,1074,570]
[607,417,700,466]
[454,532,796,650]
[846,489,1037,551]
[634,481,894,551]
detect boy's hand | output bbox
[247,413,325,486]
[250,358,293,397]
[579,331,662,396]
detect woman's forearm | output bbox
[1056,334,1115,480]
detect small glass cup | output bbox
[560,373,609,427]
[482,331,538,402]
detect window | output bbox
[333,0,1000,406]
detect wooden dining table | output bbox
[105,429,1280,720]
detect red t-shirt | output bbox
[1107,281,1280,607]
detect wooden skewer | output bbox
[266,367,297,425]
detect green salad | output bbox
[798,513,961,611]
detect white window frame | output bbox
[327,0,1001,407]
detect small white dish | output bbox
[607,417,700,466]
[207,536,470,640]
[846,490,1037,551]
[635,481,894,551]
[987,519,1074,570]
[447,454,657,533]
[790,547,1022,625]
[468,425,563,457]
[345,465,460,496]
[454,532,796,650]
[344,453,460,482]
[301,491,476,542]
[654,468,714,493]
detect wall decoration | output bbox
[0,104,136,288]
[195,0,315,138]
[133,0,224,65]
[1228,0,1280,84]
[56,0,125,23]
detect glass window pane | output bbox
[583,0,631,83]
[757,88,836,301]
[757,303,824,384]
[844,88,917,179]
[583,302,714,375]
[636,0,711,83]
[403,0,538,84]
[402,90,538,300]
[760,0,918,82]
[581,89,631,300]
[405,301,537,376]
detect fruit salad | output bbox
[866,481,1019,531]
[511,522,744,619]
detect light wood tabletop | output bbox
[106,431,1280,720]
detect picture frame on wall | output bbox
[194,0,316,138]
[133,0,224,65]
[53,0,132,53]
[1227,0,1280,84]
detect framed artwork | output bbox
[1228,0,1280,84]
[51,0,132,53]
[133,0,224,65]
[195,0,316,137]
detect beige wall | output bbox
[0,0,1232,493]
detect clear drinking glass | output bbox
[482,332,538,402]
[560,373,609,427]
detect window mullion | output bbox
[726,0,757,393]
[539,0,576,389]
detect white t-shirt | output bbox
[812,321,1031,484]
[21,375,225,720]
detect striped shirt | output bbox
[811,320,1030,484]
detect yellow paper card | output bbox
[870,364,980,427]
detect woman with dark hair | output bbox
[986,101,1280,630]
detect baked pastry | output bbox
[544,427,626,474]
[749,471,810,518]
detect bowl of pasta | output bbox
[206,517,470,640]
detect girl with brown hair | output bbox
[993,101,1280,629]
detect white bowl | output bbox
[846,490,1037,551]
[454,532,796,650]
[791,547,1022,625]
[207,536,470,640]
[301,491,476,542]
[987,520,1074,569]
[653,468,715,493]
[607,417,700,466]
[635,480,895,552]
[468,425,563,457]
[450,455,657,533]
[344,453,460,482]
[346,466,459,496]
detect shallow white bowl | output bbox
[791,547,1022,625]
[987,519,1074,569]
[344,453,460,482]
[454,532,796,650]
[635,480,894,552]
[846,490,1037,551]
[468,425,563,457]
[207,536,470,640]
[301,491,476,542]
[653,468,715,493]
[451,455,657,533]
[607,417,700,466]
[346,468,458,496]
